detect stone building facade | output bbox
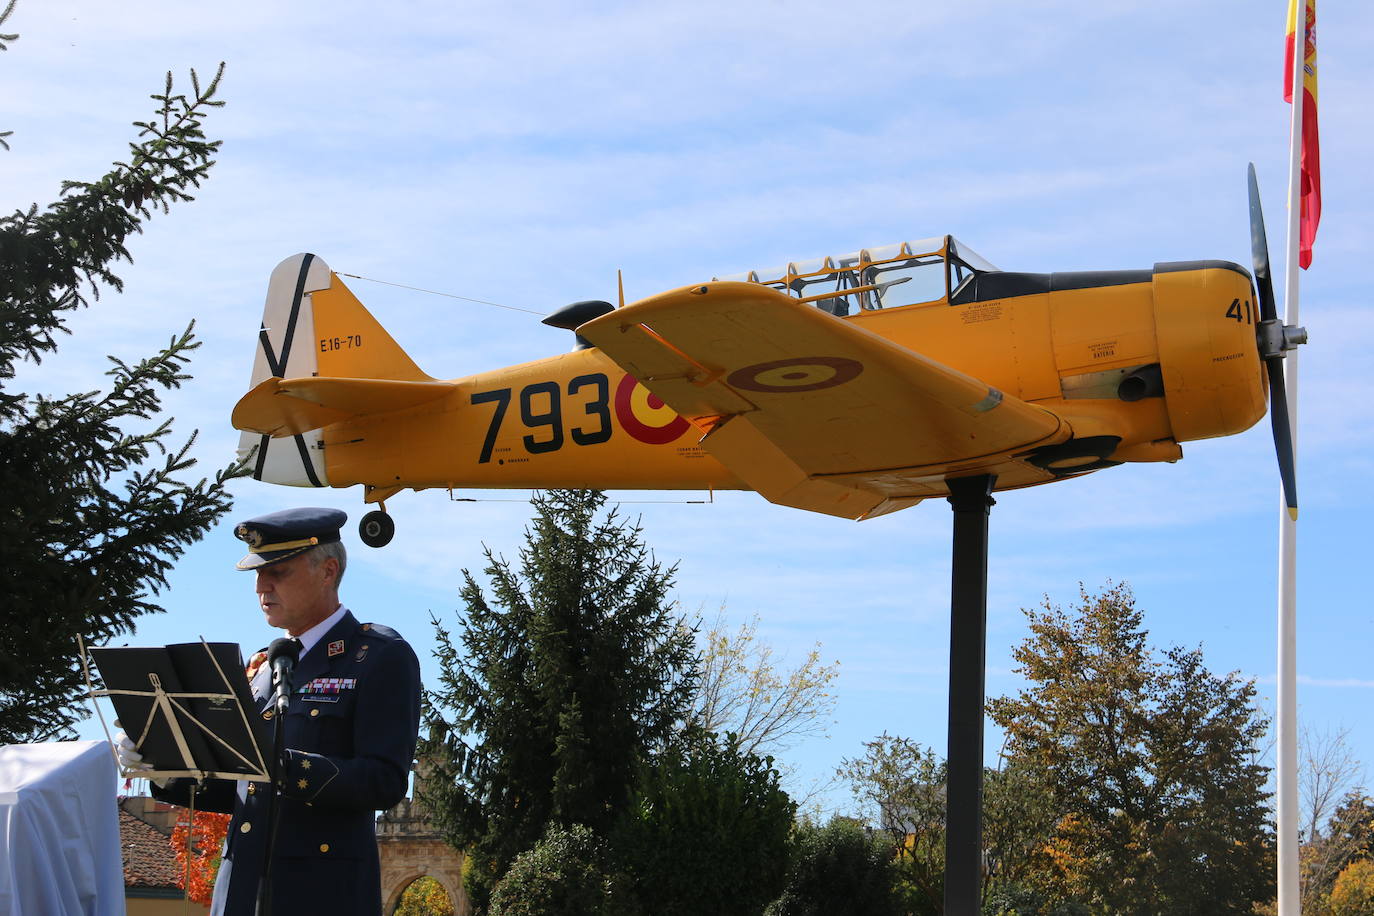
[377,797,470,915]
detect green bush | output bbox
[981,883,1092,916]
[614,732,796,916]
[766,817,902,916]
[488,824,628,916]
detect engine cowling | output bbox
[1151,260,1267,444]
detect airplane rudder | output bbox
[249,253,332,388]
[249,252,431,383]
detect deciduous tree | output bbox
[1301,788,1374,914]
[981,755,1059,901]
[395,876,457,916]
[1298,727,1370,912]
[1327,858,1374,916]
[836,733,946,912]
[987,582,1274,915]
[170,810,230,906]
[693,610,838,760]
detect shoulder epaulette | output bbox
[359,622,402,641]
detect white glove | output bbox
[114,728,153,774]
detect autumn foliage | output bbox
[170,809,231,905]
[395,876,457,916]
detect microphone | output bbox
[267,637,302,715]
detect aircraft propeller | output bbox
[1246,163,1307,520]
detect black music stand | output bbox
[89,641,270,783]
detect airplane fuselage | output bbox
[307,260,1265,502]
[234,248,1266,518]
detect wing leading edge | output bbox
[579,281,1070,519]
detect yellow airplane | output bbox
[232,168,1304,547]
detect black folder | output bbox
[90,641,270,780]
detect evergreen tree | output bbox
[987,582,1274,915]
[419,490,698,911]
[0,27,239,742]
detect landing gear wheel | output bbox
[1026,436,1123,477]
[359,510,395,548]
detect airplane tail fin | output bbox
[236,254,433,487]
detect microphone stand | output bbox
[256,652,295,916]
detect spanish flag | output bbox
[1284,0,1321,269]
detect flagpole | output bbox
[1275,3,1306,914]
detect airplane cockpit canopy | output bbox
[713,235,997,317]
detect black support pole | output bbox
[943,473,996,916]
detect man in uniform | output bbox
[117,507,421,916]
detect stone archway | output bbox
[377,799,469,915]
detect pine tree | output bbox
[987,582,1274,914]
[419,490,698,911]
[0,35,241,741]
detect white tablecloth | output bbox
[0,740,125,916]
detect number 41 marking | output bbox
[1225,298,1253,325]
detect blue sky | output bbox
[8,0,1373,815]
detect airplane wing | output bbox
[579,281,1068,519]
[232,376,458,438]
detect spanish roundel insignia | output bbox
[726,357,864,393]
[613,374,691,444]
[327,639,345,658]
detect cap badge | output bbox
[235,524,263,548]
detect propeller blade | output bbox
[1247,162,1279,323]
[1249,164,1298,519]
[1267,359,1299,520]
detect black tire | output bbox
[358,510,395,548]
